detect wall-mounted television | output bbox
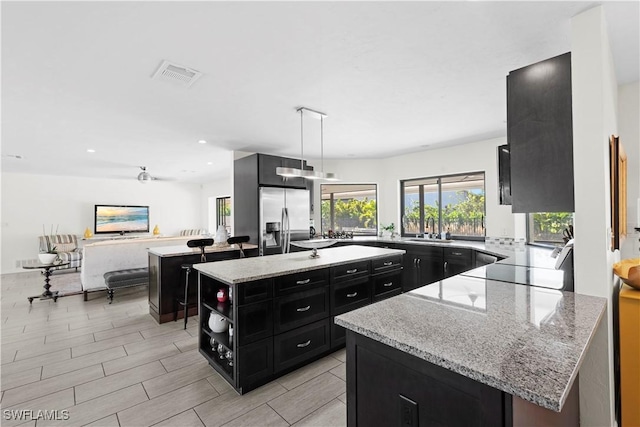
[94,205,150,234]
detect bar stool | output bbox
[174,238,214,329]
[227,236,250,258]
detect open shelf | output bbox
[199,346,234,383]
[202,300,233,323]
[201,327,232,351]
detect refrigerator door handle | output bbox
[284,207,291,253]
[280,207,286,253]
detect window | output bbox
[216,197,232,234]
[401,172,485,239]
[321,184,377,236]
[527,212,574,245]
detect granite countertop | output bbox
[331,236,560,269]
[148,243,258,257]
[335,271,606,412]
[193,245,405,284]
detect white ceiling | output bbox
[2,1,638,183]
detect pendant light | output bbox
[276,107,338,181]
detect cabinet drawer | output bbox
[331,261,370,282]
[274,318,330,373]
[371,255,402,274]
[274,286,330,334]
[237,300,273,346]
[331,276,371,315]
[444,248,472,262]
[275,269,329,295]
[237,279,273,306]
[372,271,402,298]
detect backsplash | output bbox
[485,237,526,246]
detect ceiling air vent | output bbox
[152,60,202,88]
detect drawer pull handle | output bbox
[296,305,311,312]
[346,269,358,274]
[383,282,394,287]
[296,279,311,285]
[297,340,311,348]
[346,292,358,298]
[452,252,462,256]
[383,261,393,266]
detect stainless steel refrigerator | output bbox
[259,187,310,256]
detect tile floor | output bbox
[1,271,347,426]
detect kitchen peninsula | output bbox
[147,243,258,323]
[336,255,606,426]
[193,245,405,394]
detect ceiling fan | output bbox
[137,166,155,183]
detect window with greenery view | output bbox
[527,212,574,244]
[401,173,485,239]
[321,184,377,236]
[216,197,232,234]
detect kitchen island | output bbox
[193,245,405,394]
[336,264,606,426]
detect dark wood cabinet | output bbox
[148,250,242,324]
[273,286,330,334]
[331,276,372,315]
[444,247,474,278]
[507,52,574,213]
[198,253,403,394]
[347,332,508,427]
[397,245,444,292]
[237,300,273,346]
[372,270,403,302]
[257,154,308,189]
[274,318,331,373]
[498,144,512,205]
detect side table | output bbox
[23,262,70,303]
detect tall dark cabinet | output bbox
[507,52,574,213]
[234,153,313,248]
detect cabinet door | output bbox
[508,52,574,213]
[258,154,306,188]
[274,318,330,373]
[401,252,419,292]
[444,248,473,278]
[237,300,273,346]
[238,337,273,388]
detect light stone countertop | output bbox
[148,243,258,257]
[193,245,405,284]
[335,271,606,412]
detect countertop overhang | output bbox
[148,243,258,257]
[193,245,405,284]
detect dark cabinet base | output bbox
[346,331,579,427]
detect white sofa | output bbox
[81,235,202,300]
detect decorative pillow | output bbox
[55,243,77,253]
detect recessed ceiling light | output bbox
[87,149,96,153]
[207,162,213,165]
[198,140,207,144]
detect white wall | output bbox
[1,172,204,274]
[571,6,619,426]
[619,82,640,260]
[308,136,519,238]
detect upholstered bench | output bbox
[103,267,149,304]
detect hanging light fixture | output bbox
[276,107,338,181]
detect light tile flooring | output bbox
[1,271,347,426]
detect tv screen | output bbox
[94,205,150,234]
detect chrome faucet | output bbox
[426,217,436,236]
